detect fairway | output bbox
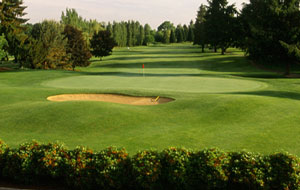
[1,44,300,155]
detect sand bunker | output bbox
[47,94,174,105]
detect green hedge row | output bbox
[0,140,300,190]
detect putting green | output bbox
[44,75,267,93]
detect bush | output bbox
[0,140,300,190]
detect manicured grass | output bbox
[1,43,300,155]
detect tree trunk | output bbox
[221,47,226,55]
[201,44,205,53]
[214,46,217,53]
[100,57,103,61]
[285,62,291,76]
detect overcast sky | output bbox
[23,0,248,29]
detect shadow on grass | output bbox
[226,90,300,101]
[75,71,224,78]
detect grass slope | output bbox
[1,43,300,155]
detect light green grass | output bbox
[1,43,300,155]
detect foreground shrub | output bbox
[160,148,190,189]
[131,150,162,189]
[186,148,229,190]
[66,147,129,190]
[2,141,68,184]
[227,152,265,190]
[1,140,300,190]
[265,153,300,190]
[0,139,7,177]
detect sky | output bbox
[23,0,248,29]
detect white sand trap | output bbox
[47,94,174,105]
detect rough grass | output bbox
[1,43,300,155]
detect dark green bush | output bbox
[186,148,229,190]
[160,147,190,189]
[0,139,300,190]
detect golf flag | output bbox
[142,64,145,69]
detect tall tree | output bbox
[90,30,116,60]
[205,0,237,54]
[175,25,184,43]
[170,29,177,43]
[63,25,92,70]
[194,5,207,52]
[187,21,195,42]
[0,0,28,63]
[157,21,175,32]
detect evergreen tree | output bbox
[170,29,177,43]
[205,0,237,54]
[187,21,195,42]
[241,0,300,75]
[127,21,133,46]
[63,25,92,70]
[138,25,145,46]
[175,25,184,43]
[0,0,28,63]
[194,4,207,52]
[90,30,116,60]
[183,24,189,41]
[26,21,71,70]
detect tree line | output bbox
[193,0,300,74]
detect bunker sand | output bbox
[47,94,174,105]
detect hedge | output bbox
[0,139,300,190]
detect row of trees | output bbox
[193,0,300,74]
[155,21,195,44]
[0,1,115,70]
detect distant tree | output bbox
[137,25,145,46]
[157,21,175,32]
[90,30,116,60]
[205,0,237,54]
[170,29,177,43]
[187,21,195,42]
[63,25,92,70]
[183,24,189,41]
[194,4,207,52]
[0,0,28,63]
[155,31,164,43]
[175,25,184,43]
[143,24,154,45]
[127,21,133,46]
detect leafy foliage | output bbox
[63,25,92,70]
[90,30,116,60]
[25,20,71,70]
[0,33,8,61]
[1,140,300,190]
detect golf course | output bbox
[1,43,300,155]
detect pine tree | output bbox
[205,0,237,54]
[63,25,92,70]
[187,21,195,42]
[194,5,207,52]
[175,25,184,43]
[0,0,28,63]
[170,30,177,43]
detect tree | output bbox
[0,0,28,63]
[170,29,177,43]
[175,25,184,43]
[187,21,195,42]
[240,0,300,75]
[26,20,71,70]
[205,0,237,54]
[63,25,92,70]
[194,5,207,52]
[90,30,116,60]
[157,21,175,32]
[0,34,8,62]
